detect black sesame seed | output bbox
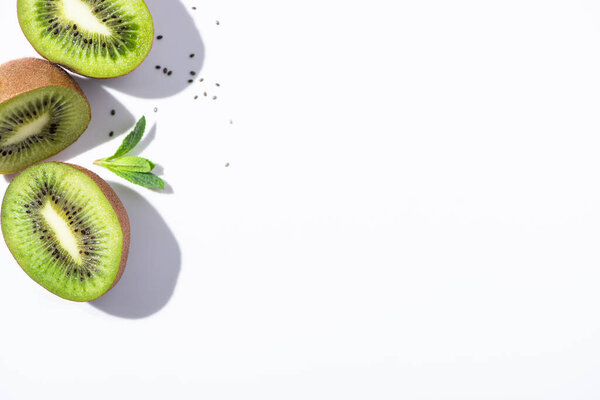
[156,65,161,69]
[190,53,195,58]
[109,131,114,137]
[157,35,163,39]
[110,109,115,116]
[168,71,172,76]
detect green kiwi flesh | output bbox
[18,0,154,78]
[1,162,130,302]
[0,58,91,174]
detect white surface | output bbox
[2,0,600,398]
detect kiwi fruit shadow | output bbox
[100,0,205,99]
[90,183,181,318]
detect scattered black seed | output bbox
[190,53,195,58]
[163,67,167,73]
[216,20,220,25]
[73,24,77,30]
[110,109,115,116]
[204,92,207,96]
[194,95,198,99]
[168,71,172,76]
[216,83,220,87]
[154,107,158,112]
[156,65,161,69]
[188,79,193,83]
[199,78,204,82]
[192,6,196,10]
[190,71,196,76]
[213,96,217,100]
[109,131,114,137]
[157,35,163,40]
[225,162,230,167]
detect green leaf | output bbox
[108,116,146,160]
[94,157,155,172]
[106,167,165,189]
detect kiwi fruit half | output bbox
[1,162,130,302]
[18,0,154,78]
[0,58,91,174]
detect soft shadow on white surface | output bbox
[60,78,135,159]
[100,0,205,98]
[90,183,181,318]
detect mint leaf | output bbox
[108,116,146,160]
[95,115,166,190]
[107,168,165,189]
[95,157,155,172]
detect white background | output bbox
[3,0,600,398]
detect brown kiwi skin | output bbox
[1,162,130,302]
[17,2,155,79]
[0,58,89,105]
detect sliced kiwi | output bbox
[1,162,130,302]
[0,58,91,174]
[18,0,154,78]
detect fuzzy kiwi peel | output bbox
[0,58,91,174]
[17,0,155,79]
[1,162,130,302]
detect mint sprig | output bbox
[94,116,165,190]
